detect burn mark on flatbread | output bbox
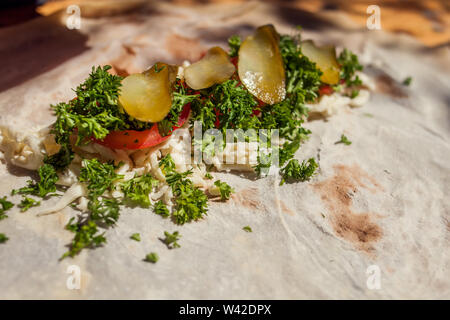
[231,187,266,212]
[109,44,139,77]
[376,74,408,98]
[275,199,295,216]
[313,164,383,255]
[444,217,450,233]
[165,34,207,63]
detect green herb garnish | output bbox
[0,197,13,220]
[161,157,208,225]
[402,76,412,86]
[62,218,106,259]
[243,226,252,233]
[162,231,181,249]
[12,164,58,198]
[336,134,352,145]
[228,35,241,58]
[337,49,363,87]
[154,63,166,73]
[130,233,141,242]
[19,197,40,212]
[158,80,198,136]
[204,172,213,180]
[145,252,159,263]
[280,158,318,185]
[350,90,359,99]
[213,180,234,201]
[121,173,158,208]
[154,201,170,218]
[0,233,8,243]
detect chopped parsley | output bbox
[88,197,120,226]
[145,252,159,263]
[79,159,122,198]
[121,173,159,208]
[0,233,8,243]
[279,134,302,167]
[213,180,234,201]
[159,156,208,225]
[154,201,170,218]
[0,197,13,220]
[61,159,123,258]
[158,80,198,136]
[159,154,176,174]
[19,197,40,212]
[204,172,213,180]
[50,66,124,152]
[337,49,363,87]
[243,226,252,233]
[47,65,157,173]
[162,231,181,249]
[350,90,359,99]
[253,152,273,176]
[130,233,141,242]
[228,35,241,58]
[191,79,258,131]
[336,134,352,145]
[279,34,322,116]
[12,164,58,198]
[170,173,208,225]
[154,64,166,73]
[280,158,318,185]
[62,218,106,259]
[402,76,412,86]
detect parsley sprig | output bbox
[336,134,352,145]
[19,197,40,212]
[162,231,181,249]
[12,164,58,198]
[0,233,8,244]
[62,159,123,258]
[0,197,13,220]
[145,252,159,263]
[213,180,234,201]
[280,158,318,185]
[337,49,363,93]
[159,155,208,225]
[62,218,106,259]
[121,173,159,208]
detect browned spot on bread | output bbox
[231,187,265,212]
[165,33,206,63]
[376,74,408,98]
[444,217,450,232]
[313,164,384,255]
[275,199,294,216]
[109,44,140,77]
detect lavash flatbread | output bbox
[0,1,449,299]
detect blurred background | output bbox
[0,0,448,47]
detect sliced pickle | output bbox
[238,24,286,104]
[119,62,176,123]
[301,40,340,85]
[184,47,236,90]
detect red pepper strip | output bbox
[93,103,191,150]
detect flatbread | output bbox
[0,1,449,299]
